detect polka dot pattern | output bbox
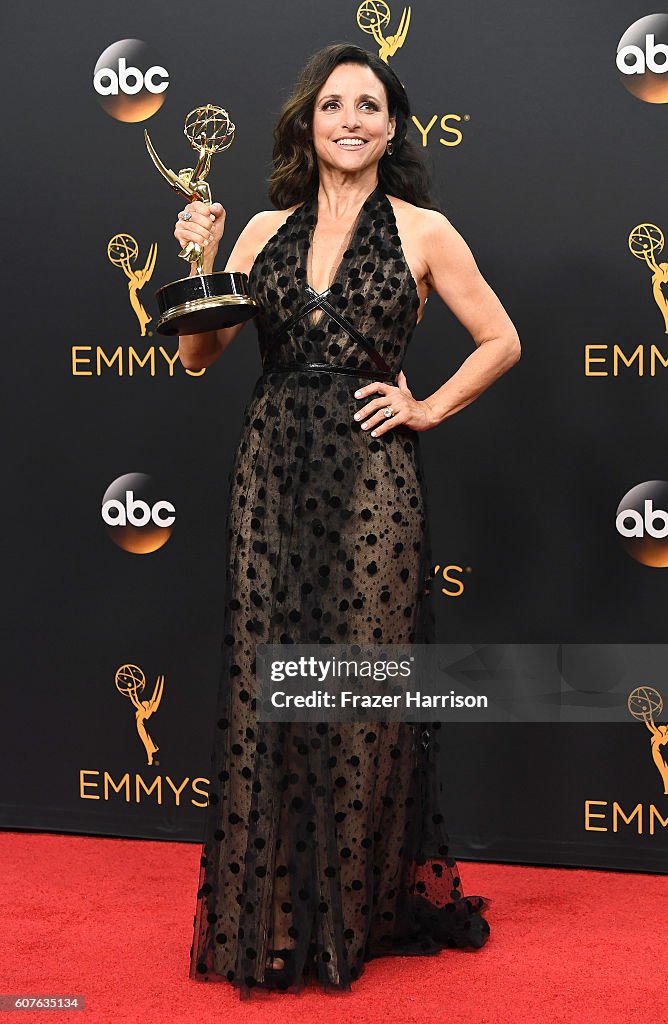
[189,187,490,998]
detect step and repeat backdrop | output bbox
[3,0,668,872]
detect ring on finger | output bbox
[179,211,192,222]
[382,405,395,419]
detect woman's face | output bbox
[311,62,396,176]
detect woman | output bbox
[179,43,520,998]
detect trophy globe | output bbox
[144,103,258,336]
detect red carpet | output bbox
[1,830,664,1023]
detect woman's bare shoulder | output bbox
[227,206,300,274]
[383,195,459,291]
[385,194,451,237]
[243,206,299,250]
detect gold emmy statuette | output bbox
[144,103,258,336]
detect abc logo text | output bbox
[102,473,175,554]
[93,39,169,122]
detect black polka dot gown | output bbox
[189,185,491,998]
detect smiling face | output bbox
[311,62,396,176]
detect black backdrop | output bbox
[3,0,668,872]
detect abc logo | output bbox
[93,39,169,122]
[102,473,175,554]
[616,480,668,567]
[616,15,668,103]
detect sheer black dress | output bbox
[189,184,491,998]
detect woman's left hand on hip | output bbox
[352,370,437,435]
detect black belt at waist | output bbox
[262,360,398,383]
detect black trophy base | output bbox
[154,270,258,336]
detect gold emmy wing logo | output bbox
[356,0,411,62]
[629,223,668,334]
[116,663,164,765]
[107,233,158,337]
[628,685,668,795]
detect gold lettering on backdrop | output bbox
[97,346,123,375]
[438,115,464,147]
[613,802,642,833]
[584,799,607,831]
[652,347,668,370]
[128,347,155,375]
[79,770,210,807]
[136,776,161,800]
[584,800,668,834]
[583,344,607,375]
[614,345,643,374]
[412,114,438,147]
[80,770,102,800]
[72,346,93,376]
[411,114,465,148]
[434,563,467,597]
[70,346,205,377]
[105,773,131,800]
[165,776,192,803]
[584,344,668,376]
[158,347,184,375]
[191,778,209,806]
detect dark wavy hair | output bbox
[268,43,439,211]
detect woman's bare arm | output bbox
[414,209,521,425]
[177,209,289,371]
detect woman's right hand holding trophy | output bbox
[175,200,226,276]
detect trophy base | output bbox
[154,270,258,336]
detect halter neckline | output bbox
[300,184,384,298]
